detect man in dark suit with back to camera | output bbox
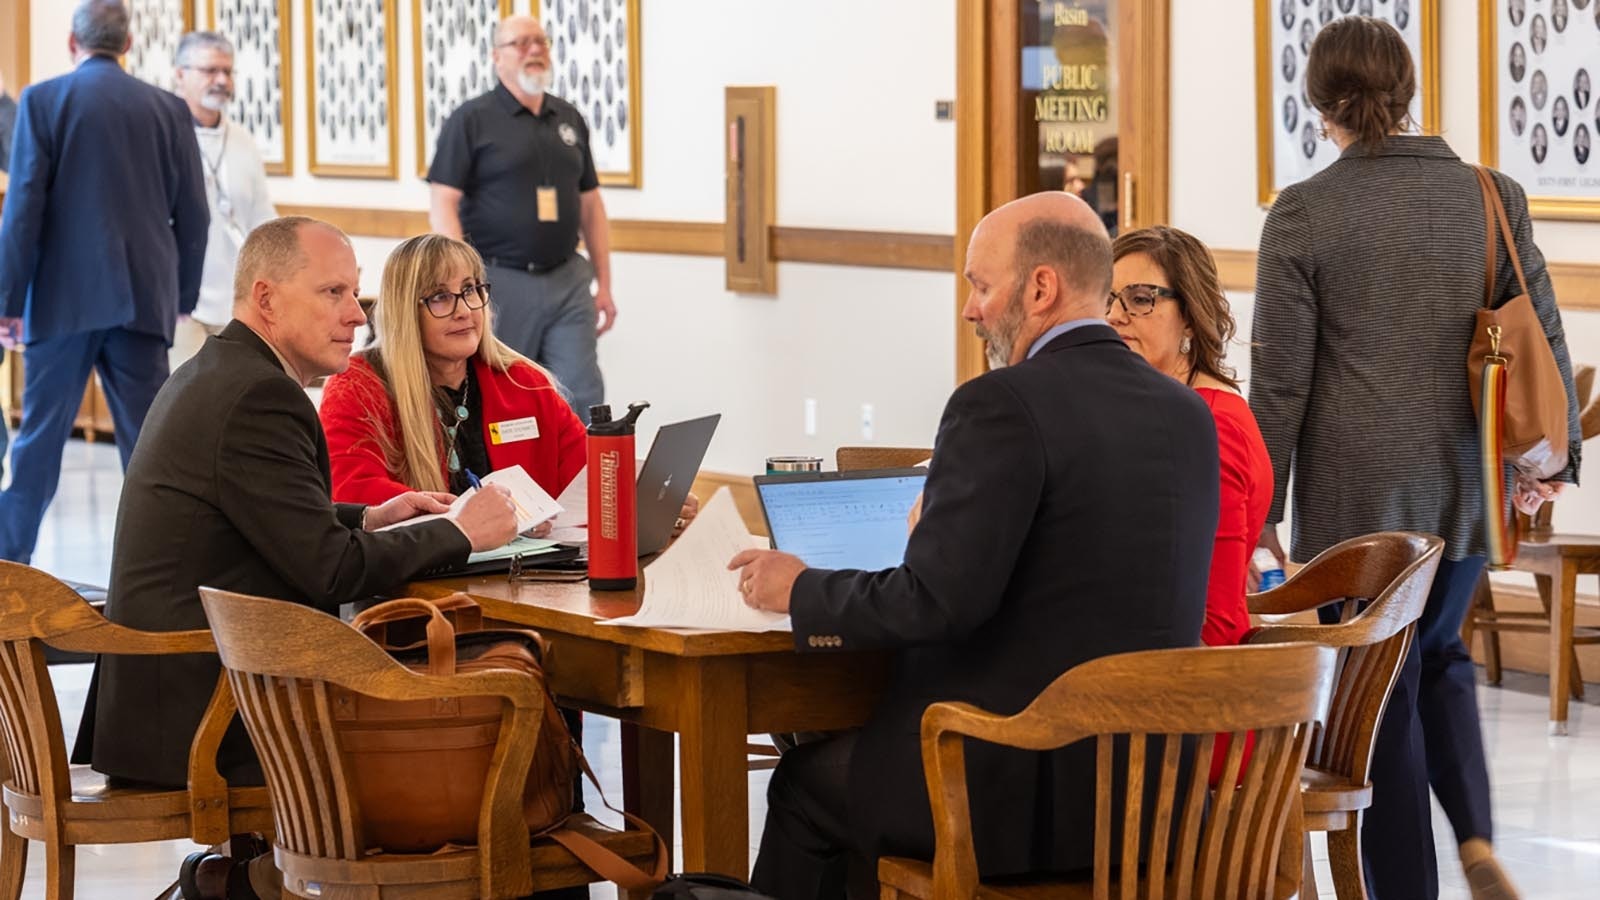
[730,192,1220,898]
[0,0,209,560]
[72,216,520,899]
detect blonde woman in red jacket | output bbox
[319,234,587,514]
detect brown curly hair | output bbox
[1111,225,1239,390]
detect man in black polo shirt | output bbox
[428,14,614,423]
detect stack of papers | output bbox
[601,488,789,633]
[377,465,563,534]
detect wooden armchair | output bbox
[199,587,657,899]
[1464,362,1600,736]
[835,446,933,472]
[1245,532,1443,900]
[0,561,271,899]
[878,643,1335,900]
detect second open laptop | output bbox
[753,467,928,570]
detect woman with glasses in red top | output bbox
[318,234,587,515]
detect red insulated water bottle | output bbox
[586,402,649,590]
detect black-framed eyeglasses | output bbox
[420,283,491,318]
[1106,284,1179,317]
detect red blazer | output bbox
[320,355,587,506]
[1196,387,1275,648]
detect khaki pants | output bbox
[169,317,226,372]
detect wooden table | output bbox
[405,575,890,887]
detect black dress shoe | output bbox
[179,852,262,900]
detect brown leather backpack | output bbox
[339,594,666,888]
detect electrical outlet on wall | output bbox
[860,403,875,440]
[804,398,817,436]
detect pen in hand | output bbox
[465,469,483,490]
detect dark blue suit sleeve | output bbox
[0,87,51,319]
[168,100,209,316]
[789,375,1046,650]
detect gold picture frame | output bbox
[533,0,643,188]
[124,0,195,90]
[304,0,399,179]
[208,0,295,176]
[1254,0,1440,207]
[412,0,513,179]
[1478,0,1600,220]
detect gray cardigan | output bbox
[1250,136,1580,562]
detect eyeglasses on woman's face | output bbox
[419,283,490,318]
[1105,284,1179,318]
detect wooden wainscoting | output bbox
[1212,248,1600,312]
[275,205,947,271]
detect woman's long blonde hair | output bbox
[368,234,559,492]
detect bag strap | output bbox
[353,593,483,645]
[538,742,670,889]
[1472,165,1529,308]
[350,598,457,676]
[1478,357,1521,568]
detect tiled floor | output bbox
[10,442,1600,898]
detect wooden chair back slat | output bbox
[834,446,932,472]
[278,677,333,860]
[1142,736,1182,900]
[1168,732,1214,899]
[1091,736,1111,900]
[0,642,40,797]
[1247,532,1440,787]
[914,643,1334,899]
[1118,734,1146,900]
[233,672,304,855]
[307,681,365,858]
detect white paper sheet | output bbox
[600,488,790,633]
[551,467,589,528]
[547,457,653,544]
[374,464,563,534]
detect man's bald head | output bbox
[962,192,1112,368]
[977,191,1112,311]
[493,15,543,45]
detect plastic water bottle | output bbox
[1252,547,1286,591]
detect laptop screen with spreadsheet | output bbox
[754,468,928,571]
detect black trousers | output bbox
[749,732,878,900]
[1323,554,1492,899]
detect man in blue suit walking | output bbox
[0,0,208,563]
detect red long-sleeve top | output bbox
[1197,388,1275,648]
[319,354,586,505]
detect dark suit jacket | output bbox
[0,56,207,343]
[790,324,1219,877]
[73,322,471,788]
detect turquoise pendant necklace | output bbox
[438,376,472,474]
